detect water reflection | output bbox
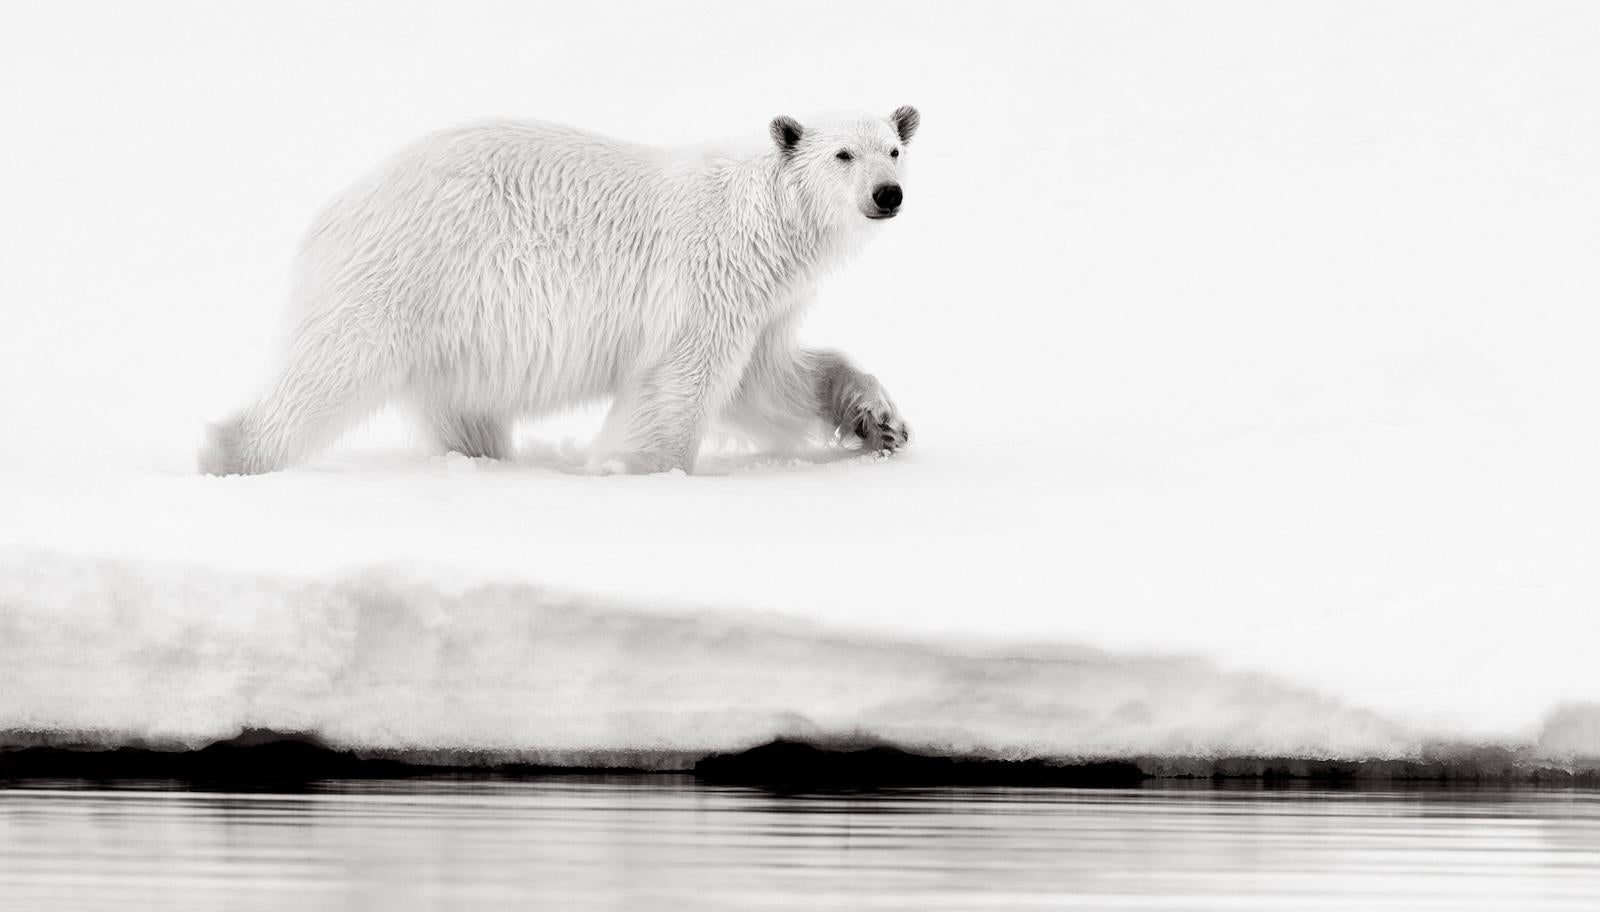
[2,778,1597,910]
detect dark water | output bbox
[2,778,1597,910]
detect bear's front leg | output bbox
[720,329,912,456]
[816,355,911,455]
[590,331,756,474]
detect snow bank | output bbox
[5,420,1599,756]
[1,549,1595,772]
[0,550,1418,765]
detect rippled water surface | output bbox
[2,778,1597,910]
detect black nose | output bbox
[872,183,903,212]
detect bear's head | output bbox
[770,106,920,227]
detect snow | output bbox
[3,1,1600,768]
[3,550,1418,765]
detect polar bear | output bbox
[200,106,921,475]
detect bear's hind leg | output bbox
[427,409,513,460]
[200,334,389,475]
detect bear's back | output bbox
[288,120,712,409]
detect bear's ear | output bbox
[770,116,804,157]
[890,105,920,144]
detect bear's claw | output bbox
[848,406,910,455]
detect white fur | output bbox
[200,110,918,475]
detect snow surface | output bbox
[3,1,1600,767]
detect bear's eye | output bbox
[835,150,853,162]
[890,148,900,158]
